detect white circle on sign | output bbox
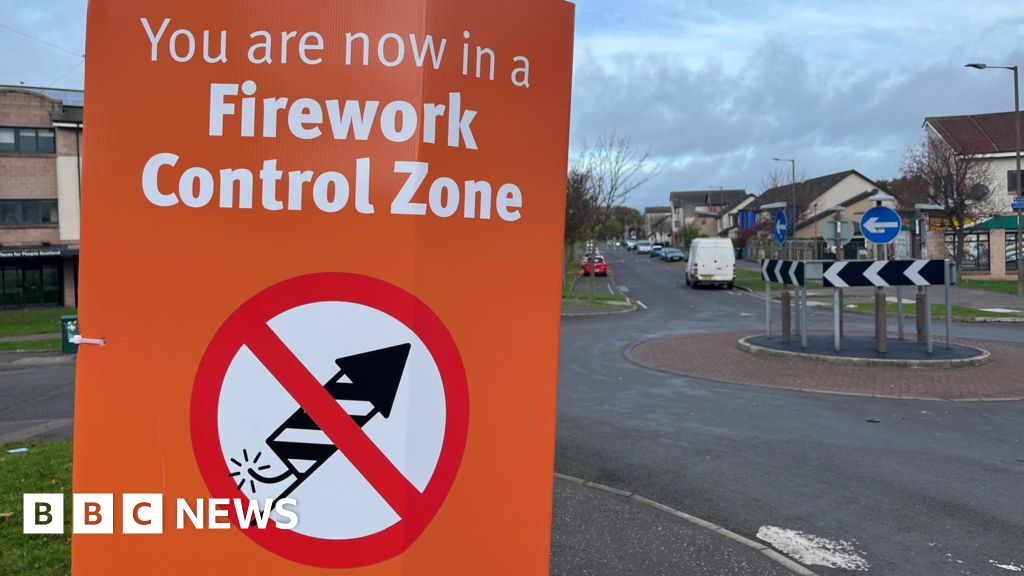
[216,301,446,540]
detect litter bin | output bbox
[61,315,79,354]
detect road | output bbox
[557,248,1024,575]
[0,359,75,444]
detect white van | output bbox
[685,238,735,289]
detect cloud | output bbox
[570,0,1024,208]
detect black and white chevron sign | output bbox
[760,260,805,285]
[822,260,948,288]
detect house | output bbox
[0,86,83,307]
[921,112,1022,279]
[642,206,672,243]
[744,170,883,260]
[669,189,748,241]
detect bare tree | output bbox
[577,133,660,231]
[760,169,788,194]
[900,136,998,277]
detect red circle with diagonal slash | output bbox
[190,273,469,568]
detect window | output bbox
[1008,232,1019,272]
[945,232,990,271]
[0,127,56,154]
[0,200,59,225]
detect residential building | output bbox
[744,170,883,260]
[922,112,1022,279]
[669,189,748,241]
[0,86,82,307]
[642,206,672,243]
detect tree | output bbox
[596,206,642,239]
[577,133,659,235]
[900,136,998,277]
[677,222,704,249]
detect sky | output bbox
[2,1,1023,209]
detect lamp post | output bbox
[772,158,797,258]
[709,185,725,236]
[966,63,1023,297]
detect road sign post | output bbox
[860,204,902,354]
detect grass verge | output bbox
[843,302,1021,319]
[0,340,62,353]
[958,278,1021,296]
[0,440,72,576]
[0,308,76,339]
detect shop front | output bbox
[0,246,77,308]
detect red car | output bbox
[582,256,608,276]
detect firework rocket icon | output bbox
[228,343,412,504]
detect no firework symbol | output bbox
[191,273,469,568]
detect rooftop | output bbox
[0,85,84,107]
[925,111,1024,155]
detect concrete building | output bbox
[923,112,1022,279]
[0,86,82,307]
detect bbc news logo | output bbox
[23,494,298,534]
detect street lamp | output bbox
[966,62,1023,297]
[709,185,725,236]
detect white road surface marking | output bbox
[990,560,1024,572]
[607,283,615,294]
[756,525,870,571]
[635,300,648,310]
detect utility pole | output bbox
[966,63,1023,296]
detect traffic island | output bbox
[738,334,989,368]
[626,332,1024,400]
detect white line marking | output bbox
[756,526,869,571]
[990,560,1024,572]
[635,300,648,310]
[607,283,615,294]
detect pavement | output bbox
[630,332,1024,400]
[552,476,794,576]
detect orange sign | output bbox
[75,1,574,574]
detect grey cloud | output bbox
[571,38,1024,208]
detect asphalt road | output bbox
[557,248,1024,575]
[0,358,75,444]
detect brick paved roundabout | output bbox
[627,331,1024,400]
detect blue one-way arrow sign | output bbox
[860,206,901,245]
[1013,196,1024,211]
[772,210,788,245]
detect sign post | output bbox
[861,202,901,353]
[76,2,575,574]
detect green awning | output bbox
[969,215,1023,231]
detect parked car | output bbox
[625,239,637,251]
[649,244,663,257]
[660,247,684,262]
[582,255,608,276]
[685,238,736,289]
[636,240,652,254]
